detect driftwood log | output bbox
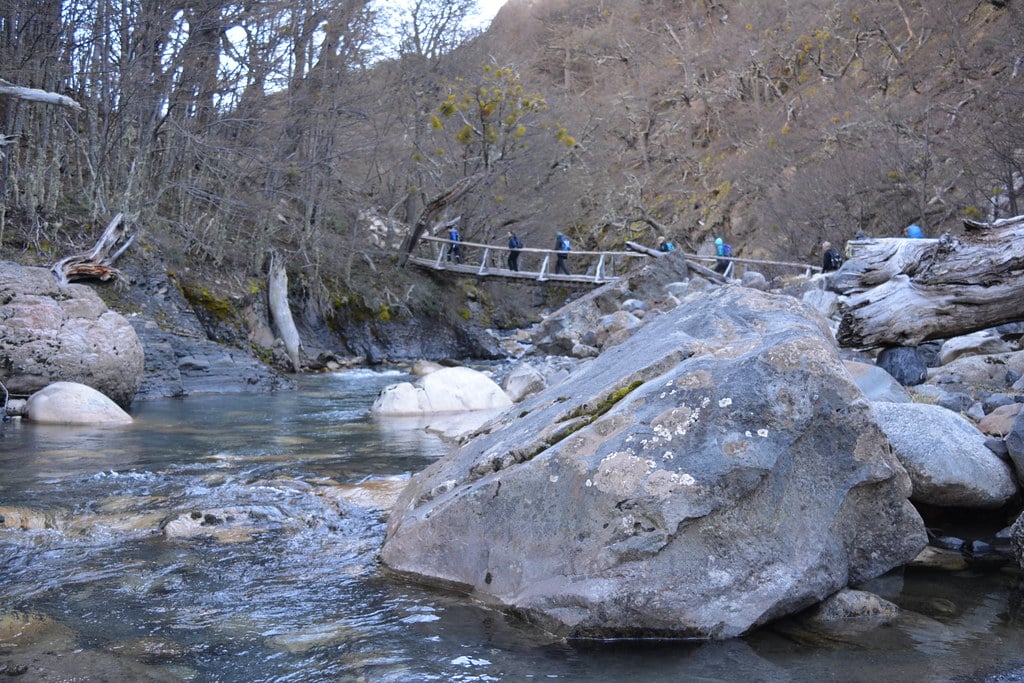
[51,213,133,284]
[624,240,723,282]
[832,216,1024,348]
[0,79,83,111]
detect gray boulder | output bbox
[872,402,1019,508]
[876,346,927,386]
[926,349,1024,392]
[382,286,925,639]
[1012,512,1024,571]
[939,331,1013,366]
[502,362,546,403]
[843,360,911,403]
[1002,409,1024,483]
[0,262,143,407]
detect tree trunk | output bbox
[832,216,1024,348]
[268,251,302,372]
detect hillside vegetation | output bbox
[1,0,1021,345]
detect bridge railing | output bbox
[412,235,648,283]
[680,253,821,280]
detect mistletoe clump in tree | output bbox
[404,63,576,255]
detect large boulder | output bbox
[382,286,925,639]
[25,381,133,425]
[370,366,512,415]
[872,402,1018,508]
[0,262,143,407]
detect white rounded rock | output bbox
[26,381,133,425]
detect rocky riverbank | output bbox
[3,248,1024,641]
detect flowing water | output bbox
[2,370,1024,682]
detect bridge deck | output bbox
[405,235,821,285]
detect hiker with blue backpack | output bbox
[447,226,461,263]
[714,237,732,274]
[554,231,571,275]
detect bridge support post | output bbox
[538,255,550,281]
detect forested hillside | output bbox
[2,0,1022,345]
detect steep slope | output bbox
[479,0,1021,265]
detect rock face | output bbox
[117,265,293,400]
[25,381,133,425]
[381,286,926,639]
[0,262,143,407]
[370,366,512,415]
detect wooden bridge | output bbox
[406,234,820,285]
[406,235,647,284]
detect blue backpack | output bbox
[559,236,571,251]
[721,243,732,257]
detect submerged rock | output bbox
[382,286,925,639]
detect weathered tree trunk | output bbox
[268,251,301,372]
[0,79,83,111]
[51,212,133,284]
[832,216,1024,348]
[400,173,484,266]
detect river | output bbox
[1,370,1023,682]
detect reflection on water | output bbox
[1,370,1023,682]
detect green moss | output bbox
[565,379,644,424]
[181,283,234,321]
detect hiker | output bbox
[447,226,461,263]
[507,231,523,271]
[554,231,571,275]
[714,237,732,274]
[657,236,676,252]
[821,241,842,272]
[905,223,924,238]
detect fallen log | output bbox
[0,79,83,111]
[624,241,725,282]
[51,213,133,284]
[832,217,1024,348]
